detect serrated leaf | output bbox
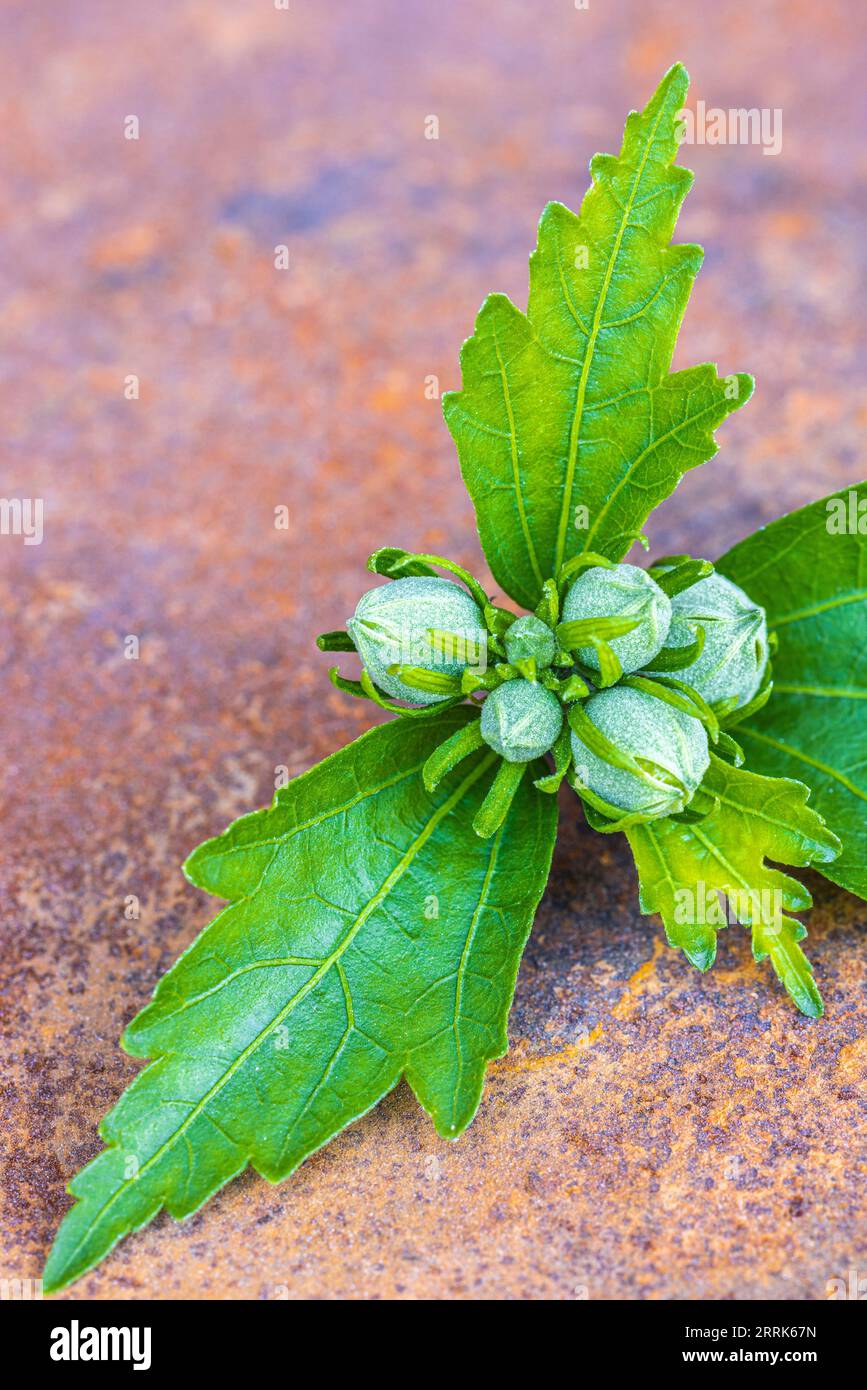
[45,708,557,1292]
[443,63,753,609]
[718,482,867,900]
[625,756,841,1015]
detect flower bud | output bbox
[481,679,563,763]
[347,576,486,705]
[504,614,556,670]
[561,563,671,676]
[667,572,768,710]
[570,686,710,819]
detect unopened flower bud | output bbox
[561,563,671,676]
[347,576,486,705]
[481,679,563,763]
[570,686,710,819]
[504,614,557,670]
[667,571,768,710]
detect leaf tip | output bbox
[684,944,717,973]
[181,844,208,891]
[735,371,756,406]
[43,1226,79,1297]
[796,984,824,1020]
[814,824,844,865]
[648,60,691,114]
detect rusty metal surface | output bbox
[1,0,866,1300]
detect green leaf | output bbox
[625,756,841,1015]
[443,63,753,609]
[44,708,557,1292]
[718,482,867,900]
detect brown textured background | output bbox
[2,0,866,1300]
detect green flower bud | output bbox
[570,686,710,819]
[667,572,768,710]
[347,576,486,706]
[481,679,563,763]
[504,614,556,670]
[561,563,671,676]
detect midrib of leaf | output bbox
[59,751,497,1273]
[739,727,867,804]
[450,816,504,1126]
[688,822,754,898]
[554,94,670,574]
[492,316,544,593]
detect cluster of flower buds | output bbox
[319,545,772,838]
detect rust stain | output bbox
[610,939,666,1021]
[498,1023,604,1073]
[833,1038,867,1086]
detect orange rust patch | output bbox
[610,938,666,1020]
